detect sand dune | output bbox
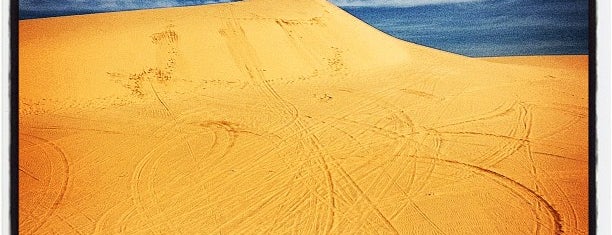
[482,55,588,71]
[19,0,588,234]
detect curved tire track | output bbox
[19,133,71,234]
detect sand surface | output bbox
[482,55,588,71]
[19,0,588,234]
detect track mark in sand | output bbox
[532,151,586,163]
[438,131,529,142]
[539,169,583,234]
[151,28,178,45]
[399,88,442,101]
[130,136,184,234]
[25,125,122,135]
[219,13,341,232]
[432,101,517,130]
[414,156,563,234]
[221,13,404,234]
[275,18,349,78]
[327,46,347,75]
[348,87,416,132]
[465,102,532,168]
[19,167,41,181]
[93,200,126,234]
[261,87,421,232]
[107,25,179,117]
[338,171,399,234]
[129,123,227,231]
[195,120,241,167]
[219,15,300,133]
[128,116,246,233]
[407,103,561,234]
[275,18,327,70]
[116,206,137,234]
[409,200,447,234]
[150,26,180,80]
[412,129,443,195]
[293,124,400,233]
[308,132,399,233]
[55,214,84,235]
[148,79,173,115]
[19,134,70,234]
[518,103,546,235]
[128,118,208,232]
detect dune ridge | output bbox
[19,0,588,234]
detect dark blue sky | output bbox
[19,0,589,56]
[342,0,589,56]
[18,0,484,16]
[19,0,236,19]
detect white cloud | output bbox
[329,0,485,7]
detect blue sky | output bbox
[331,0,483,7]
[19,0,486,13]
[19,0,234,13]
[341,0,588,56]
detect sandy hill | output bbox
[19,0,588,234]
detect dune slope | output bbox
[19,0,588,234]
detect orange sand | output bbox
[19,0,589,234]
[482,55,588,71]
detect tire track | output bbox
[411,156,563,234]
[128,120,239,233]
[218,12,338,233]
[130,136,184,234]
[19,133,71,235]
[388,132,563,234]
[539,169,583,234]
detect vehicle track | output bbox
[410,155,563,234]
[19,133,71,234]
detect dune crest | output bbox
[19,0,588,234]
